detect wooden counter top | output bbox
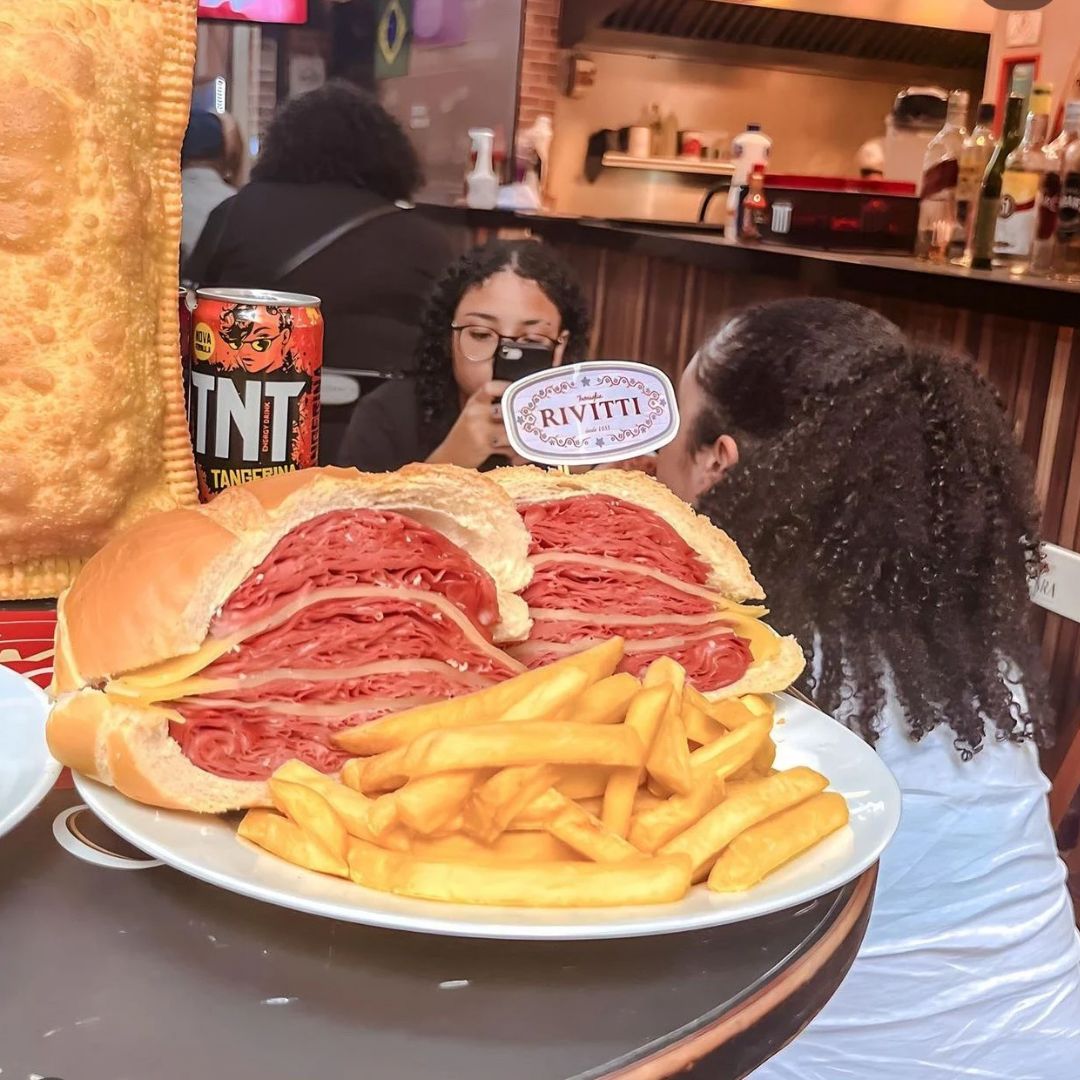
[417,204,1080,329]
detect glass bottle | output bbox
[915,90,969,262]
[971,95,1025,270]
[1030,100,1080,275]
[739,164,769,242]
[996,81,1053,275]
[952,102,996,262]
[1054,133,1080,280]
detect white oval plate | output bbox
[0,666,61,840]
[74,695,900,940]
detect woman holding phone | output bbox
[335,239,590,471]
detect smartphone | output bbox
[493,340,555,384]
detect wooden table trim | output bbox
[601,865,878,1080]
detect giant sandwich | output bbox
[46,467,532,812]
[492,467,804,697]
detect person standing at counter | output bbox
[657,298,1080,1079]
[335,239,591,471]
[184,81,452,380]
[180,110,242,261]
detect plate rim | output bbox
[73,696,901,940]
[0,665,62,840]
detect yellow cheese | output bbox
[723,611,781,663]
[107,637,238,701]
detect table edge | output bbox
[602,864,878,1080]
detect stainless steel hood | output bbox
[569,0,989,72]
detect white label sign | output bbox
[503,361,680,467]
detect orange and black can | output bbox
[179,286,193,409]
[188,287,323,500]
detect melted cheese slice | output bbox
[722,611,781,664]
[107,637,239,702]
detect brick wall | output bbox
[518,0,562,131]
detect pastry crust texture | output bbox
[0,0,199,599]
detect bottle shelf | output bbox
[601,153,736,177]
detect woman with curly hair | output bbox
[335,239,591,471]
[184,81,453,386]
[657,297,1080,1078]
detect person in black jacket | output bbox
[184,80,454,386]
[334,239,592,473]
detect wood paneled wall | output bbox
[454,223,1080,756]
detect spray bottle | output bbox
[466,128,498,209]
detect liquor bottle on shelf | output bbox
[952,102,996,262]
[915,90,969,262]
[739,164,769,242]
[1054,131,1080,280]
[1031,100,1080,276]
[971,94,1026,270]
[996,82,1053,275]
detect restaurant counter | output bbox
[418,203,1080,756]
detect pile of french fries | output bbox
[238,638,849,908]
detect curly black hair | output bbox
[414,240,592,424]
[251,80,422,201]
[692,297,1051,757]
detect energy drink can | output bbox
[188,287,323,500]
[179,286,193,410]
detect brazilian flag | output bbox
[376,0,412,80]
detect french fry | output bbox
[340,758,363,791]
[683,684,714,716]
[538,791,641,863]
[646,685,693,796]
[393,770,484,835]
[628,775,726,853]
[682,700,722,746]
[660,767,829,880]
[269,778,350,862]
[334,639,624,755]
[406,830,580,863]
[704,697,761,730]
[238,809,349,878]
[557,672,639,725]
[752,737,777,774]
[498,668,590,723]
[643,656,686,693]
[555,766,611,800]
[689,717,771,783]
[742,694,774,718]
[272,760,381,842]
[356,722,645,793]
[708,792,849,892]
[464,764,559,843]
[347,836,692,907]
[601,685,671,837]
[367,793,399,838]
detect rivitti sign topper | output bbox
[983,0,1051,10]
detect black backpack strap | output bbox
[269,202,404,282]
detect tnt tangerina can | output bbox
[188,287,324,500]
[179,286,193,410]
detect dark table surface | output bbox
[1,789,876,1080]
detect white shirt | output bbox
[754,695,1080,1079]
[181,166,236,260]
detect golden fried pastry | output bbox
[0,0,199,599]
